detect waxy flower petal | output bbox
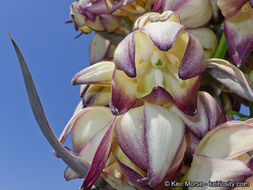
[110,69,137,115]
[187,27,218,59]
[113,155,151,190]
[179,33,205,79]
[90,33,111,65]
[167,91,225,138]
[59,105,118,189]
[142,21,184,51]
[62,106,114,153]
[144,103,185,187]
[81,119,116,189]
[114,106,148,171]
[72,61,114,85]
[161,0,212,28]
[205,58,253,101]
[114,32,136,77]
[188,155,253,190]
[224,2,253,66]
[195,122,253,159]
[217,0,248,18]
[82,85,111,107]
[188,119,253,190]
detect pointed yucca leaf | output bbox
[9,34,118,189]
[9,33,90,175]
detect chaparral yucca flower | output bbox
[152,0,212,28]
[58,105,118,189]
[70,0,152,35]
[67,54,227,189]
[188,119,253,189]
[217,0,253,66]
[70,0,127,34]
[58,101,187,190]
[110,11,205,116]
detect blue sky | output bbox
[1,1,251,190]
[1,0,90,189]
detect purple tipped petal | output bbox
[246,156,253,171]
[144,102,185,187]
[195,124,253,159]
[114,32,136,77]
[110,69,137,115]
[72,61,114,85]
[217,0,248,18]
[224,7,253,66]
[82,86,110,107]
[71,107,114,153]
[250,0,253,7]
[114,156,151,190]
[142,86,174,105]
[143,22,184,51]
[199,91,227,130]
[80,84,89,98]
[169,94,209,138]
[185,130,201,157]
[82,119,116,189]
[173,76,200,116]
[179,34,205,79]
[84,0,109,15]
[114,106,148,171]
[75,0,96,20]
[169,91,226,139]
[188,154,253,188]
[205,58,253,101]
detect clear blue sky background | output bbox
[1,1,250,190]
[1,0,90,189]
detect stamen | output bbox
[166,53,180,66]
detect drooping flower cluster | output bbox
[13,0,253,190]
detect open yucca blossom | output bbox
[110,11,205,116]
[57,96,226,189]
[188,119,253,189]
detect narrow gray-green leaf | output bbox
[9,34,128,190]
[96,31,124,45]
